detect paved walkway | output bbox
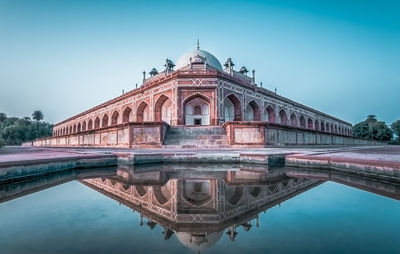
[1,145,399,166]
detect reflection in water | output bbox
[0,163,399,253]
[81,166,319,251]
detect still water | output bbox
[0,164,399,254]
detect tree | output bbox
[32,110,44,122]
[32,110,44,137]
[391,120,400,142]
[0,113,7,122]
[370,121,393,142]
[353,115,393,142]
[0,112,53,145]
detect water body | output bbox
[0,164,399,254]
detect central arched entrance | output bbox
[184,95,210,125]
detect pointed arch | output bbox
[307,118,313,129]
[224,93,242,121]
[315,120,320,131]
[326,123,330,132]
[154,95,172,124]
[245,100,261,121]
[183,94,211,125]
[111,110,120,125]
[73,124,76,133]
[88,119,93,130]
[102,114,109,128]
[320,121,325,131]
[299,115,306,128]
[278,109,288,125]
[69,126,72,134]
[290,113,298,127]
[122,106,133,123]
[94,117,100,129]
[82,121,87,131]
[137,101,149,122]
[264,105,275,123]
[77,122,81,132]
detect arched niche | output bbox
[137,102,150,122]
[154,95,172,124]
[224,94,242,121]
[245,100,261,121]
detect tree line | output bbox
[0,111,53,147]
[0,111,399,147]
[352,115,400,144]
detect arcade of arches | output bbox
[50,46,353,141]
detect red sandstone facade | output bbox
[51,46,352,137]
[32,45,360,148]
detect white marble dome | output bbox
[175,49,223,70]
[176,231,224,251]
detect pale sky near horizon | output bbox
[0,0,399,125]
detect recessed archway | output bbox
[111,111,119,125]
[315,120,319,131]
[290,113,298,127]
[154,95,172,124]
[184,95,210,125]
[137,102,150,122]
[245,100,261,121]
[307,118,313,129]
[122,106,132,123]
[224,94,242,121]
[299,115,306,128]
[82,121,87,131]
[320,121,325,131]
[102,114,109,128]
[278,109,288,125]
[94,117,100,129]
[77,123,81,132]
[264,105,275,123]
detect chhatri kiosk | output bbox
[36,42,361,148]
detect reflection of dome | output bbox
[176,231,223,251]
[175,49,223,70]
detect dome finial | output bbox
[196,38,200,50]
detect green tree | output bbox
[0,112,52,145]
[32,110,44,138]
[32,110,43,122]
[391,120,400,142]
[353,115,393,142]
[0,113,7,122]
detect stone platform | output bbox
[1,145,399,183]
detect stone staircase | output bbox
[163,126,230,148]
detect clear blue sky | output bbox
[0,0,399,125]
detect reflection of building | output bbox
[81,167,321,251]
[34,42,361,148]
